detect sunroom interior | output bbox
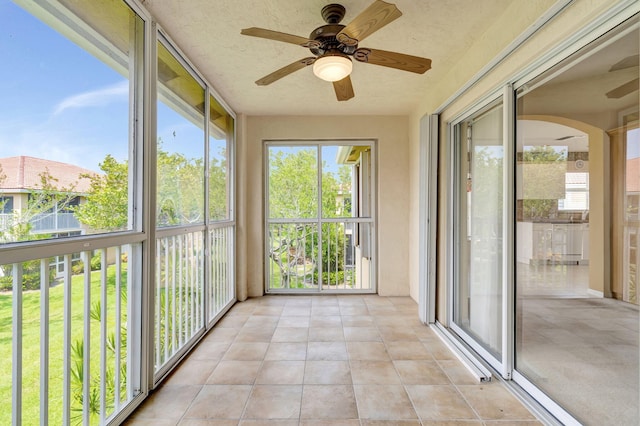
[0,0,638,425]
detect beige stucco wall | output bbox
[406,0,625,317]
[236,115,410,298]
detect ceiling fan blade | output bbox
[336,0,402,46]
[354,48,431,74]
[255,57,316,86]
[241,27,319,48]
[606,78,639,99]
[333,75,355,101]
[609,54,639,72]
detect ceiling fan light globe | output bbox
[313,55,352,82]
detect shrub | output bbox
[0,259,56,291]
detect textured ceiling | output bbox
[141,0,514,116]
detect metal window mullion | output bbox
[40,258,49,426]
[62,255,72,425]
[316,145,322,292]
[171,236,177,354]
[155,239,161,368]
[502,83,515,380]
[82,251,92,426]
[12,263,23,426]
[177,236,183,348]
[194,233,200,333]
[216,229,221,313]
[114,246,122,411]
[163,239,170,363]
[100,249,108,423]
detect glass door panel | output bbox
[453,103,504,360]
[515,19,639,425]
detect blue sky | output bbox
[0,0,208,173]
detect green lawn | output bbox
[0,265,127,425]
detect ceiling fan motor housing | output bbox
[309,24,357,56]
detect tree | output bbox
[267,148,351,287]
[74,155,128,232]
[157,139,205,226]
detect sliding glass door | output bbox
[452,101,505,366]
[265,142,375,293]
[447,12,639,426]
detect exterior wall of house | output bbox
[237,115,410,298]
[407,0,622,316]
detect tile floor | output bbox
[125,295,540,425]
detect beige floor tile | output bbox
[300,384,358,419]
[343,326,382,342]
[271,327,308,342]
[127,296,542,426]
[281,305,311,316]
[252,306,284,316]
[311,306,341,316]
[216,314,249,329]
[278,315,311,328]
[207,360,262,385]
[244,315,280,328]
[206,327,240,342]
[243,385,302,419]
[354,384,418,420]
[394,360,450,385]
[386,341,434,360]
[188,340,231,361]
[264,342,307,360]
[457,384,536,421]
[256,360,305,384]
[164,358,219,386]
[307,341,349,360]
[223,342,269,361]
[310,315,342,327]
[304,360,352,384]
[436,360,481,385]
[405,385,478,421]
[423,340,457,360]
[236,326,276,342]
[179,420,239,425]
[124,418,177,425]
[309,326,345,341]
[340,316,374,328]
[184,385,252,420]
[347,341,390,361]
[131,384,201,420]
[340,305,370,315]
[350,360,401,384]
[378,326,419,341]
[300,420,360,426]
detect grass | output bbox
[0,265,127,425]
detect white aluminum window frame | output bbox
[263,139,377,294]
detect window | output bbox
[265,142,375,292]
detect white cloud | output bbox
[53,80,128,116]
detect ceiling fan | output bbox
[240,0,432,101]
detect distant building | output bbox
[0,156,96,240]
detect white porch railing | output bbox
[1,242,142,425]
[154,223,235,374]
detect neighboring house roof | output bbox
[0,156,96,193]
